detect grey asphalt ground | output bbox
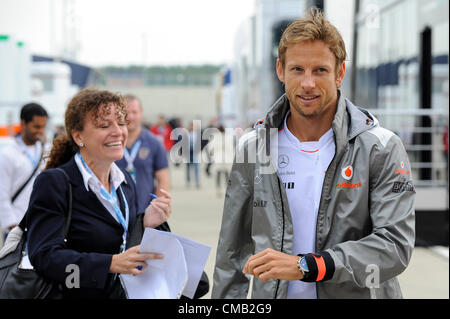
[167,162,449,299]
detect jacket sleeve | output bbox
[212,160,255,298]
[27,169,113,289]
[0,149,32,231]
[325,133,415,287]
[0,152,18,231]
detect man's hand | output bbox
[243,248,303,282]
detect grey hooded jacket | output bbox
[212,92,415,299]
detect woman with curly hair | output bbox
[25,88,172,298]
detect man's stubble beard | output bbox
[289,99,323,119]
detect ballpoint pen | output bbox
[136,194,158,272]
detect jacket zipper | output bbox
[274,177,285,299]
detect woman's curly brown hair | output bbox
[45,88,127,169]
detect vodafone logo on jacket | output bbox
[341,165,353,180]
[337,165,362,189]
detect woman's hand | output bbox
[144,189,172,228]
[109,245,163,275]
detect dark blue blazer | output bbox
[26,157,141,298]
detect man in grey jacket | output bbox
[212,8,415,299]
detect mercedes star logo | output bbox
[278,154,289,168]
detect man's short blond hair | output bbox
[278,7,347,72]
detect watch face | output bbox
[300,257,309,272]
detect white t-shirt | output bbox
[277,111,335,299]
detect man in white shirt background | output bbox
[0,103,48,244]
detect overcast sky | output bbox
[1,0,256,67]
[1,0,354,67]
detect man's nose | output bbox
[301,72,315,89]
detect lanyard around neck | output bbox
[123,139,142,170]
[76,152,129,252]
[16,136,40,167]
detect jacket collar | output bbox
[345,98,377,139]
[59,157,86,188]
[58,156,133,227]
[332,91,349,153]
[263,94,290,130]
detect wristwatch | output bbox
[298,256,309,277]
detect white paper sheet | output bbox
[167,231,211,298]
[121,229,188,299]
[120,228,211,299]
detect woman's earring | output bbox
[79,142,84,147]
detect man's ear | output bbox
[336,61,346,88]
[276,59,285,83]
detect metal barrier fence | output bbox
[366,108,448,189]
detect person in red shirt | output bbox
[150,115,173,152]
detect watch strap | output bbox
[297,251,335,282]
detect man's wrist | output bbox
[297,251,335,282]
[297,255,309,279]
